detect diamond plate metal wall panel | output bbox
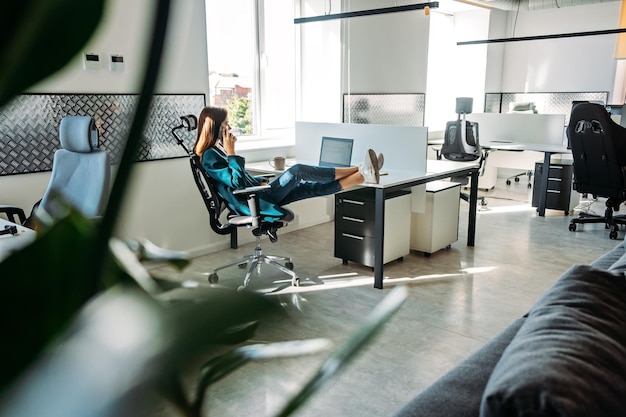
[484,91,609,124]
[0,93,205,176]
[343,94,425,126]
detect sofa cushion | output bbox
[480,264,626,417]
[592,241,626,271]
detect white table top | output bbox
[0,218,36,263]
[246,159,479,189]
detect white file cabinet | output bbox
[410,181,461,255]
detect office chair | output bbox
[0,115,110,229]
[171,115,299,289]
[437,97,488,208]
[567,102,626,240]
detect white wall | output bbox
[499,2,621,96]
[343,2,431,95]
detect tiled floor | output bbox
[148,179,620,417]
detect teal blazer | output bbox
[200,147,288,222]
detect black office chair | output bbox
[567,102,626,240]
[437,97,488,208]
[171,115,299,289]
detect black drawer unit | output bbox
[532,160,574,214]
[335,187,411,268]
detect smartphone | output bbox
[217,126,223,144]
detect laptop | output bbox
[319,136,354,167]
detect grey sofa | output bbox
[393,241,626,417]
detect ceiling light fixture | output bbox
[458,28,626,45]
[294,2,439,24]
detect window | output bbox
[205,0,295,138]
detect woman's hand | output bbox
[222,126,237,155]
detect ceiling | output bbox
[452,0,620,11]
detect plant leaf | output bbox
[0,0,106,108]
[0,212,100,390]
[273,285,409,417]
[192,338,332,414]
[0,286,280,417]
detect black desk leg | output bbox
[468,169,478,247]
[537,152,551,217]
[374,188,385,289]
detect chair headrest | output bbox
[59,116,99,153]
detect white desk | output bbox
[247,159,480,289]
[0,219,36,263]
[481,141,572,216]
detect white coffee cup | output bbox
[269,156,286,170]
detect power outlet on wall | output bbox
[83,52,103,70]
[109,54,125,72]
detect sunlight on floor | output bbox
[477,204,536,214]
[259,265,499,295]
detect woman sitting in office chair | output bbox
[193,106,382,222]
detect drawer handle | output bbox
[342,199,365,205]
[342,233,364,240]
[342,216,364,223]
[548,178,562,181]
[547,190,561,194]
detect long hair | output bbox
[193,106,228,159]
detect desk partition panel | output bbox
[295,122,428,174]
[467,113,566,146]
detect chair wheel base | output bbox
[208,273,219,284]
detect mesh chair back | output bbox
[189,153,236,236]
[441,119,481,162]
[568,103,626,201]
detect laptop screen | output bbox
[319,136,354,167]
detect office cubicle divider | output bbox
[467,113,567,146]
[294,121,428,174]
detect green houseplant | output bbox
[0,1,407,416]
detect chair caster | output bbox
[286,261,294,270]
[238,262,247,269]
[569,223,576,232]
[610,230,618,240]
[208,273,219,284]
[292,276,300,287]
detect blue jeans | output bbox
[262,163,342,205]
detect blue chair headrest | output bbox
[59,116,99,152]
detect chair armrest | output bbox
[232,185,272,196]
[0,206,27,225]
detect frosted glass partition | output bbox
[295,121,428,174]
[343,93,425,126]
[467,113,567,146]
